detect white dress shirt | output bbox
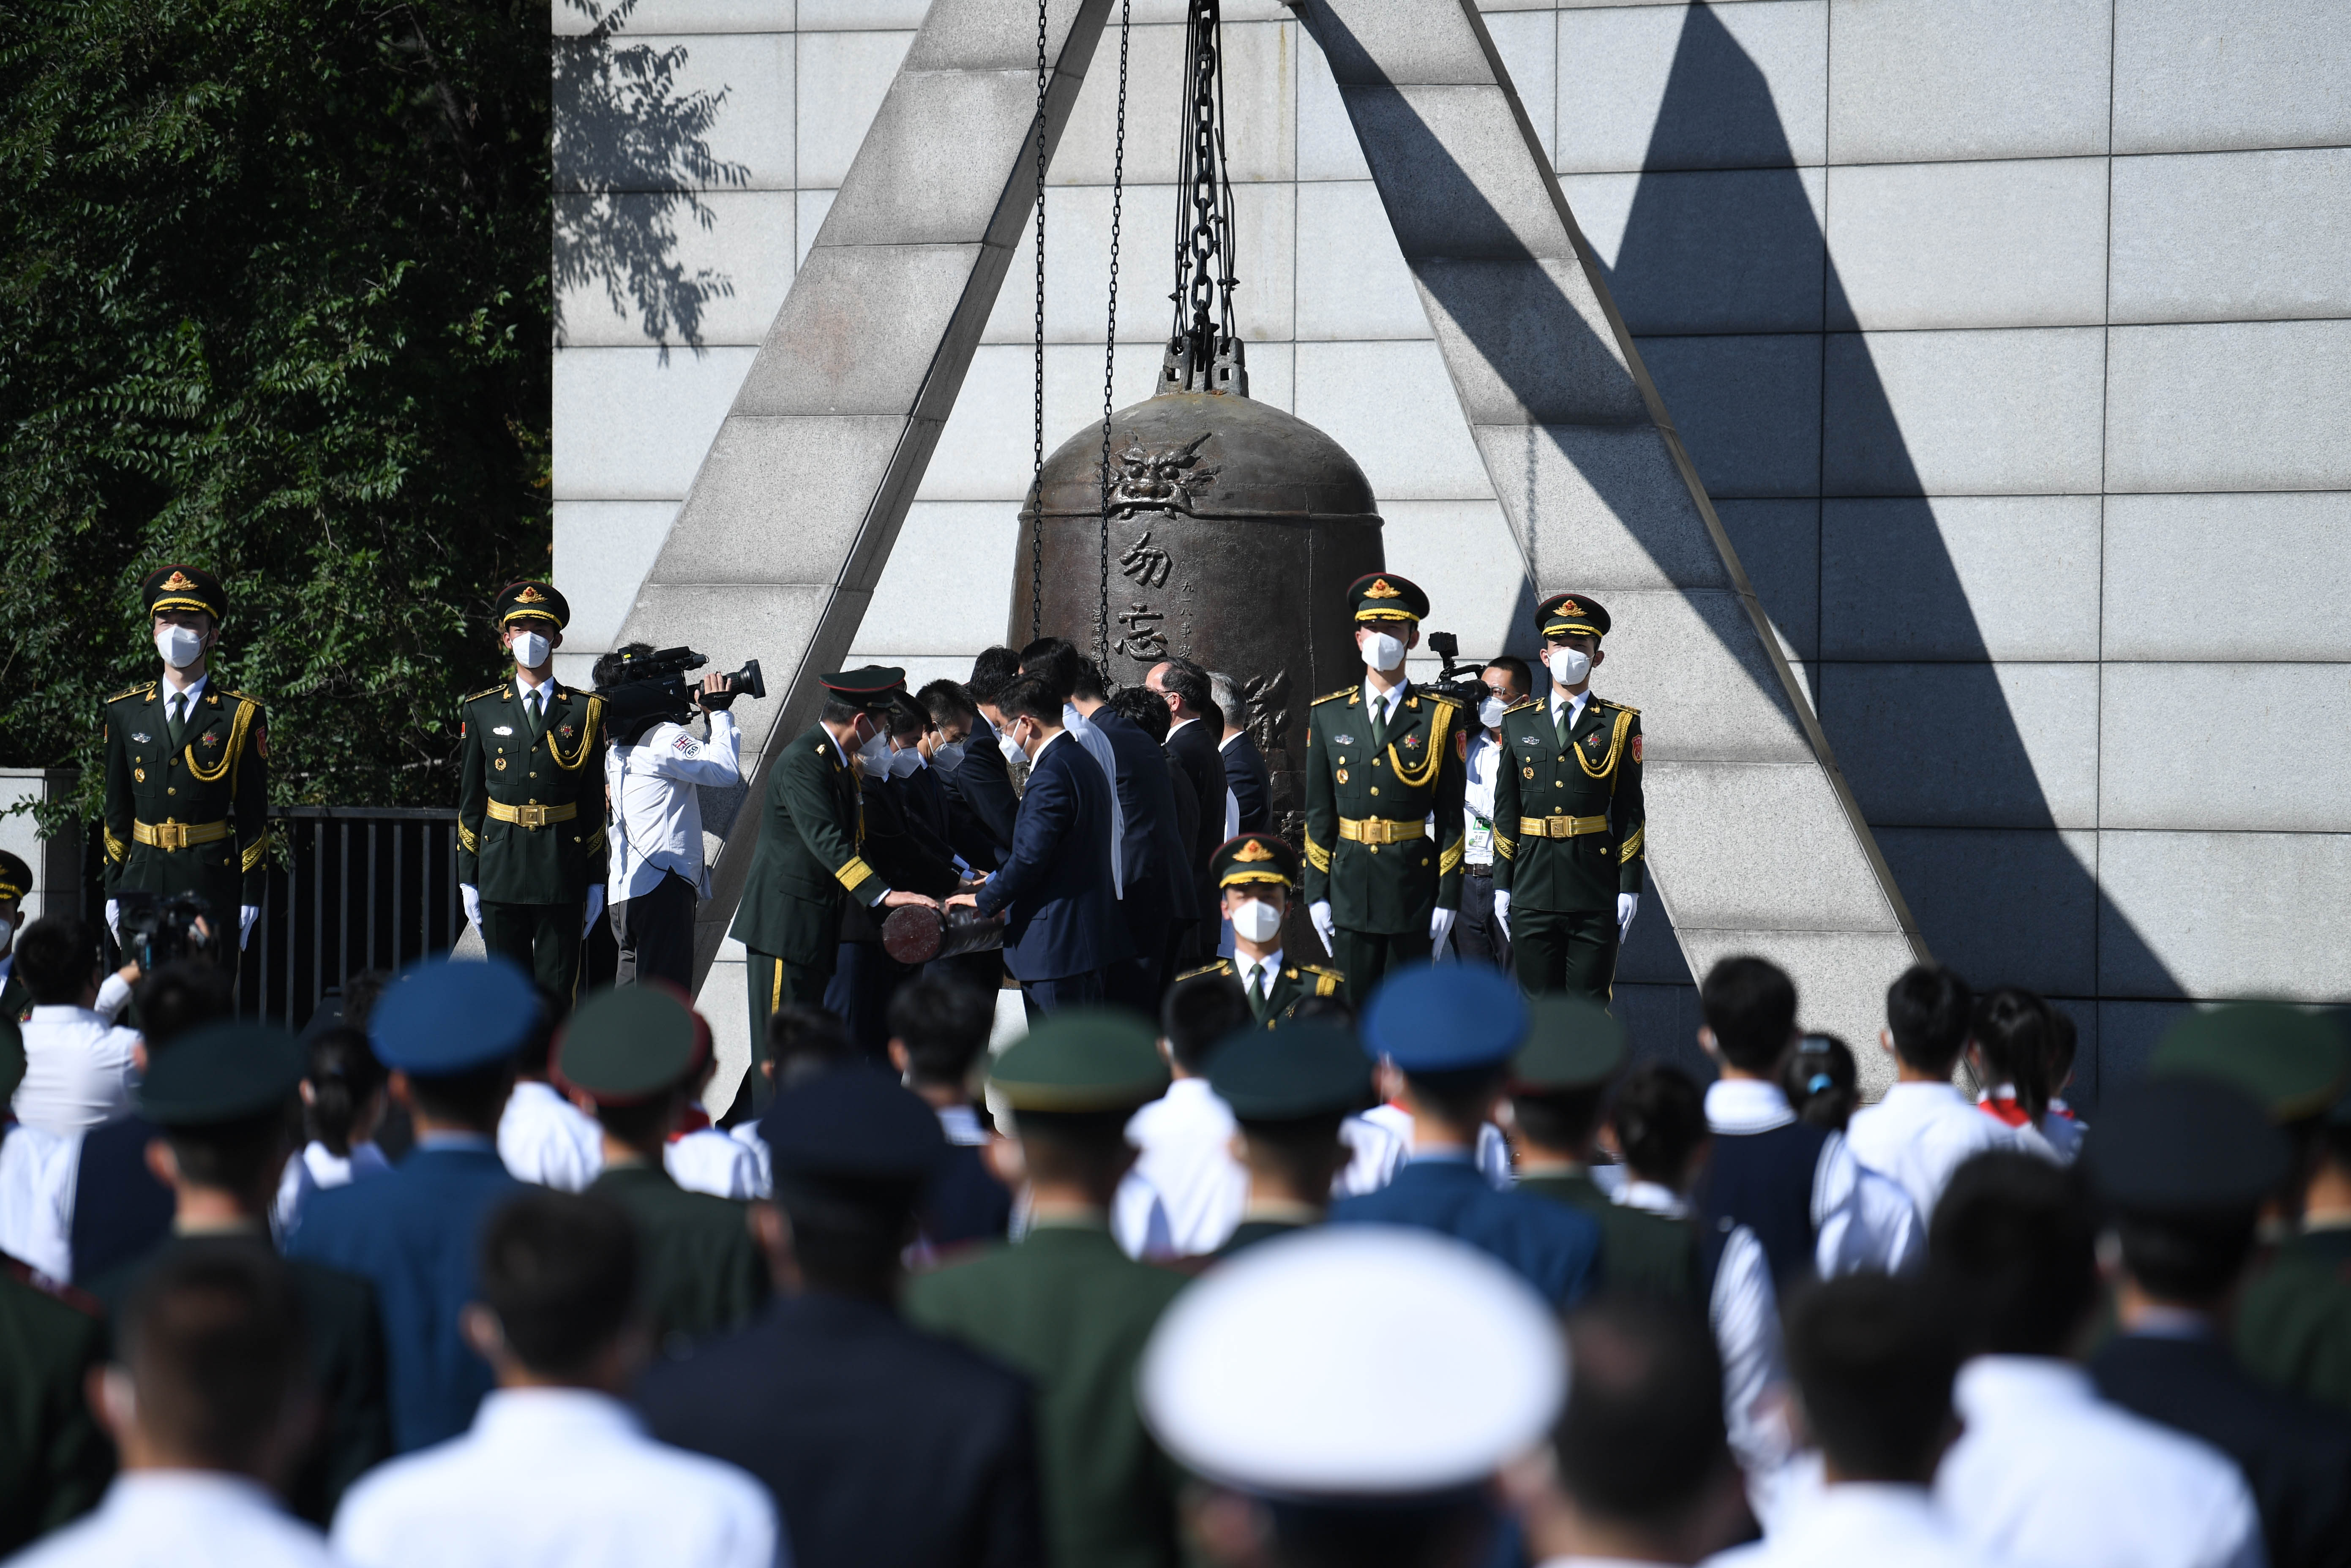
[665,1127,763,1200]
[12,1471,338,1568]
[513,672,554,719]
[13,1004,141,1135]
[1703,1078,1922,1276]
[605,710,742,901]
[726,1120,774,1201]
[496,1080,603,1192]
[1335,1109,1408,1196]
[0,1119,79,1281]
[1936,1356,2266,1568]
[272,1138,391,1239]
[1463,730,1502,868]
[331,1386,779,1568]
[1061,705,1125,898]
[1121,1078,1246,1257]
[161,671,211,726]
[1549,686,1591,737]
[1845,1081,2034,1228]
[1706,1482,1998,1568]
[1355,1102,1513,1189]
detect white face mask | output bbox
[1478,695,1508,729]
[1360,631,1406,674]
[510,629,550,670]
[1231,896,1283,944]
[859,732,892,773]
[933,741,966,771]
[155,625,204,670]
[1547,646,1591,689]
[888,747,922,779]
[0,918,14,958]
[998,730,1028,765]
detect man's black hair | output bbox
[886,700,928,741]
[1508,1083,1609,1155]
[1786,1274,1959,1484]
[303,1026,386,1158]
[478,1190,638,1379]
[1928,1151,2100,1358]
[1402,1062,1508,1130]
[820,697,870,727]
[888,975,997,1089]
[17,916,98,1007]
[404,1059,516,1133]
[121,1243,310,1475]
[1162,971,1255,1074]
[1610,1062,1708,1190]
[1699,955,1797,1073]
[1154,656,1212,716]
[968,647,1023,705]
[997,673,1062,729]
[1481,656,1532,697]
[1109,686,1170,742]
[917,678,979,730]
[1234,1113,1351,1199]
[1557,1294,1731,1529]
[134,960,237,1052]
[1886,962,1974,1078]
[1018,637,1081,706]
[769,1004,855,1089]
[2116,1208,2260,1309]
[589,641,656,689]
[166,1108,293,1198]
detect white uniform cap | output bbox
[1137,1225,1566,1497]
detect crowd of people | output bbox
[2,917,2348,1567]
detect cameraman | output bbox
[597,645,744,991]
[1456,655,1530,972]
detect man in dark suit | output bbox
[918,678,1015,873]
[1210,670,1274,833]
[948,674,1129,1018]
[884,975,1013,1249]
[1146,659,1229,963]
[2088,1076,2351,1568]
[830,730,962,1058]
[639,1068,1044,1568]
[1110,688,1203,976]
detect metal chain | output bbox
[1095,0,1131,679]
[1028,0,1049,640]
[1162,0,1243,395]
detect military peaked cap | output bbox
[143,564,227,621]
[1347,572,1429,625]
[763,1066,948,1183]
[2152,1003,2350,1123]
[555,985,709,1106]
[0,851,30,907]
[496,580,570,630]
[1208,1019,1371,1122]
[1510,994,1628,1092]
[139,1022,305,1126]
[1211,833,1298,890]
[820,666,909,714]
[990,1008,1169,1113]
[1537,593,1610,641]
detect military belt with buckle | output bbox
[487,800,577,830]
[1517,814,1609,839]
[1338,817,1424,846]
[133,818,233,851]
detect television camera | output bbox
[592,645,766,746]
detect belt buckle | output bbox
[159,820,186,850]
[515,803,548,829]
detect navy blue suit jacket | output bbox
[286,1142,521,1453]
[1330,1157,1601,1308]
[1088,709,1184,945]
[974,733,1131,982]
[68,1116,173,1285]
[942,728,1019,867]
[1221,731,1273,833]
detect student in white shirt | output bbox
[332,1190,776,1568]
[1707,1274,1996,1568]
[1844,964,2032,1228]
[495,1002,601,1192]
[1118,972,1255,1258]
[1927,1151,2265,1568]
[10,917,141,1137]
[16,1246,338,1568]
[1512,1294,1753,1568]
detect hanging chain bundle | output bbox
[1028,0,1050,640]
[1094,0,1132,675]
[1161,0,1246,397]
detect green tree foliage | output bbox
[0,0,551,824]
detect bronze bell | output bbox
[1012,389,1386,836]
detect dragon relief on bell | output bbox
[1108,431,1220,519]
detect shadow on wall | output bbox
[553,0,747,359]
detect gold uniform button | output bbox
[1369,786,1380,796]
[167,787,176,796]
[1555,780,1563,788]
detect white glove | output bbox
[1430,907,1456,955]
[1309,900,1337,957]
[104,898,121,942]
[1492,889,1511,940]
[461,882,483,931]
[583,885,605,938]
[239,904,260,951]
[1617,892,1639,946]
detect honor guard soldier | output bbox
[457,582,608,1000]
[102,565,269,963]
[1490,593,1646,1004]
[0,849,33,1020]
[729,667,940,1114]
[1302,573,1469,999]
[1174,834,1343,1025]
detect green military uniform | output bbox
[0,852,31,1023]
[85,1021,390,1526]
[904,1011,1188,1568]
[1302,574,1467,1001]
[1206,1017,1375,1262]
[730,668,905,1096]
[101,566,269,960]
[1491,593,1645,1003]
[1506,993,1694,1298]
[457,582,607,1000]
[2148,1003,2351,1413]
[1176,833,1344,1024]
[556,987,771,1353]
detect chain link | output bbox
[1162,0,1244,396]
[1028,0,1049,641]
[1095,0,1131,681]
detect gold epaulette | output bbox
[1174,960,1236,983]
[227,690,263,711]
[1503,696,1540,715]
[1296,962,1342,980]
[1311,686,1358,707]
[462,684,507,705]
[1423,687,1467,707]
[1295,963,1343,997]
[1596,698,1641,716]
[106,683,154,704]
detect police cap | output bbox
[369,956,541,1076]
[1362,963,1528,1074]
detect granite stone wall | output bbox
[553,0,2351,1108]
